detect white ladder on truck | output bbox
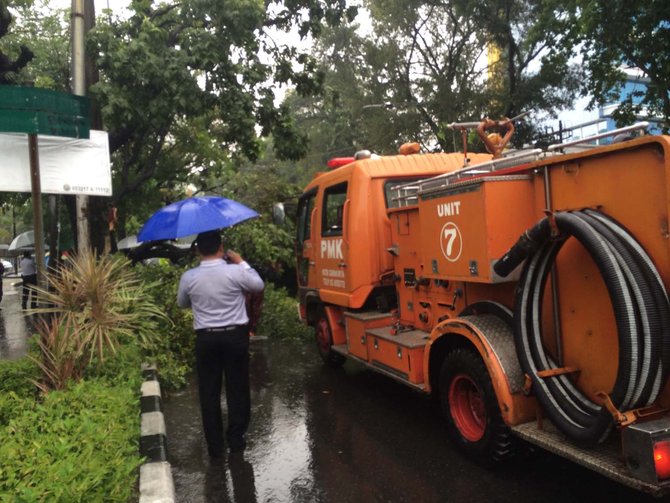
[392,148,542,208]
[391,121,651,208]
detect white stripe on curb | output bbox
[140,462,175,503]
[142,380,161,397]
[139,365,175,503]
[141,411,167,437]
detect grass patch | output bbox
[0,345,143,501]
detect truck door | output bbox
[319,182,349,292]
[296,189,318,289]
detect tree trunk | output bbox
[63,194,78,251]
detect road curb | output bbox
[139,364,175,503]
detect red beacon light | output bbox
[327,150,378,169]
[327,157,355,169]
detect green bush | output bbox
[257,283,312,340]
[0,392,35,429]
[0,373,142,501]
[0,253,164,501]
[83,343,142,387]
[0,357,39,398]
[31,252,166,392]
[136,261,195,391]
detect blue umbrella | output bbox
[137,196,259,242]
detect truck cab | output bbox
[296,151,492,317]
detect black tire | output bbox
[439,348,515,463]
[315,308,346,367]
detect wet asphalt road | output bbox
[0,282,662,502]
[0,277,32,361]
[163,338,662,503]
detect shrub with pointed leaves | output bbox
[30,250,167,392]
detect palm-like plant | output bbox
[29,315,87,392]
[30,251,167,391]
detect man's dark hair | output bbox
[23,250,30,258]
[196,231,222,256]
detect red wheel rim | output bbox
[448,373,486,442]
[316,318,331,355]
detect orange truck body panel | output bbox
[416,176,536,282]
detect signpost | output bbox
[0,87,90,138]
[0,86,91,293]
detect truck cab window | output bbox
[385,177,424,208]
[322,183,348,236]
[297,190,316,247]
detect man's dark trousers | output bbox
[21,274,37,309]
[195,325,250,456]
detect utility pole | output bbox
[28,134,46,287]
[71,0,90,253]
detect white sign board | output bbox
[0,130,112,196]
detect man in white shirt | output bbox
[19,251,37,310]
[177,230,264,457]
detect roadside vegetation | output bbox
[0,253,152,500]
[0,248,310,499]
[0,347,142,501]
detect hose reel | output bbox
[495,209,670,444]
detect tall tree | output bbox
[568,0,670,129]
[286,0,584,161]
[359,0,490,151]
[464,0,583,124]
[84,0,355,244]
[0,0,34,84]
[6,0,355,247]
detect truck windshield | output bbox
[322,182,348,236]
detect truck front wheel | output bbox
[439,348,514,463]
[315,310,346,367]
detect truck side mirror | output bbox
[272,202,286,226]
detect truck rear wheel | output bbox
[315,309,346,367]
[439,348,514,463]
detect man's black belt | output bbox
[196,324,245,335]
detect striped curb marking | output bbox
[139,364,175,503]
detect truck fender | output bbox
[425,314,535,426]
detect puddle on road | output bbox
[164,339,322,502]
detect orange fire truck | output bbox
[295,119,670,495]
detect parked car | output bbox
[1,259,13,276]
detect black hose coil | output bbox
[505,210,670,445]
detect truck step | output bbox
[365,326,430,348]
[331,344,426,393]
[511,421,670,496]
